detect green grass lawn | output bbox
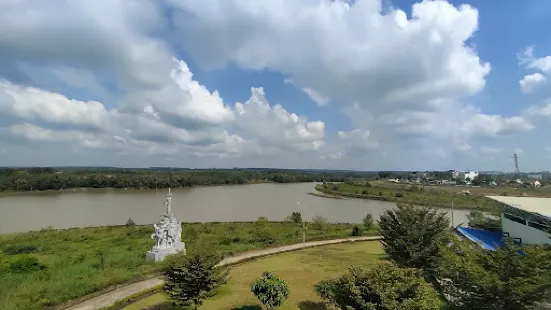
[315,183,503,212]
[123,241,384,310]
[0,222,372,310]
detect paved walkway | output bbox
[66,236,381,310]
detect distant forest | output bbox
[0,167,378,192]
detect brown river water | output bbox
[0,182,470,234]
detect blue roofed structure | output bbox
[455,227,504,251]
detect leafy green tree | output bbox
[315,263,442,310]
[378,204,450,275]
[251,271,289,309]
[164,250,228,309]
[288,212,302,224]
[362,213,374,231]
[437,239,551,310]
[125,217,136,226]
[466,210,501,231]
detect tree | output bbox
[125,217,136,226]
[362,213,374,231]
[351,225,361,236]
[471,176,483,186]
[466,210,500,231]
[251,271,289,309]
[437,239,551,310]
[164,250,228,309]
[315,263,442,310]
[378,204,451,275]
[288,212,302,224]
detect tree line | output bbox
[0,168,375,192]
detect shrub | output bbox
[257,216,269,223]
[467,210,501,231]
[310,216,328,231]
[9,255,46,273]
[395,192,404,197]
[183,226,199,240]
[361,189,368,195]
[126,217,136,226]
[3,243,37,255]
[251,271,290,309]
[315,263,442,310]
[351,225,361,236]
[332,184,338,191]
[255,229,277,245]
[362,213,374,231]
[379,191,383,196]
[164,250,228,309]
[365,181,371,187]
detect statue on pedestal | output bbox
[146,188,186,262]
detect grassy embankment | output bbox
[0,221,375,310]
[122,241,384,310]
[314,182,510,212]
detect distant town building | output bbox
[460,171,479,185]
[528,174,543,180]
[534,180,542,188]
[449,170,459,179]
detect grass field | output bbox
[315,182,509,212]
[123,241,384,310]
[0,222,372,310]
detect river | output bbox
[0,183,471,234]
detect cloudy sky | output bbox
[1,0,550,171]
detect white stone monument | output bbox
[146,188,186,262]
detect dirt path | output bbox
[65,236,381,310]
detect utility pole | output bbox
[297,201,306,249]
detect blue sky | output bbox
[1,0,550,171]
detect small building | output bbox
[463,171,479,184]
[534,180,542,188]
[486,196,551,245]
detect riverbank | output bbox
[315,183,501,212]
[0,221,377,310]
[0,168,368,194]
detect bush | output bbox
[183,226,199,240]
[257,216,269,224]
[251,271,290,309]
[332,184,338,191]
[3,243,37,255]
[467,210,501,231]
[395,192,404,198]
[9,256,46,273]
[362,213,374,231]
[310,216,328,231]
[126,217,136,226]
[255,229,277,245]
[351,225,361,236]
[315,263,442,310]
[361,189,368,195]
